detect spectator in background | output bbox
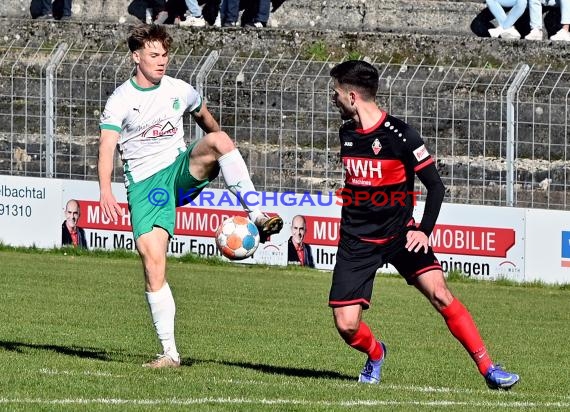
[241,0,271,27]
[30,0,73,20]
[221,0,270,27]
[220,0,239,27]
[525,0,570,41]
[287,215,315,268]
[62,199,88,249]
[179,0,207,27]
[486,0,526,38]
[128,0,169,24]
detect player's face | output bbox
[65,202,80,229]
[331,80,356,120]
[291,217,306,245]
[133,41,169,87]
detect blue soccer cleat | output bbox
[358,341,387,384]
[485,364,520,390]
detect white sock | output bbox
[218,149,263,222]
[145,282,179,361]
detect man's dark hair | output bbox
[127,24,173,53]
[330,60,379,100]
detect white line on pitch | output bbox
[0,397,569,408]
[39,368,124,378]
[208,377,570,400]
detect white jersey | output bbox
[100,75,202,186]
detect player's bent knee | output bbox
[333,314,360,338]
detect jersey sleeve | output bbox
[183,81,203,114]
[100,90,128,133]
[398,122,444,236]
[400,123,435,172]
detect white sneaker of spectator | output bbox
[179,14,206,27]
[500,26,520,39]
[525,28,543,41]
[550,28,570,41]
[488,26,520,39]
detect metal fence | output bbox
[1,40,569,209]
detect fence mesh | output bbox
[1,40,569,209]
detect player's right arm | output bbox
[98,129,123,223]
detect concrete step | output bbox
[1,17,569,69]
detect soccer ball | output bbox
[215,216,260,260]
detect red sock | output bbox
[440,298,493,375]
[345,321,383,361]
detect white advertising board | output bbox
[414,202,526,282]
[0,175,61,248]
[61,181,289,265]
[525,208,570,284]
[1,175,564,285]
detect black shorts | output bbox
[328,233,442,309]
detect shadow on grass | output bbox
[0,340,354,381]
[0,340,125,361]
[186,358,354,381]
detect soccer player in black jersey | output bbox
[328,60,519,390]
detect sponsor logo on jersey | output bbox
[413,144,429,161]
[343,157,406,186]
[372,138,382,155]
[344,157,382,186]
[344,141,353,147]
[172,98,180,111]
[143,121,178,138]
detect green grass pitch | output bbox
[0,247,569,411]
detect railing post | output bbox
[506,64,530,206]
[194,50,219,140]
[45,43,68,178]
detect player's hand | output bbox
[100,191,123,224]
[405,229,429,254]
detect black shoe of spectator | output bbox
[60,15,72,21]
[222,21,237,27]
[36,14,53,20]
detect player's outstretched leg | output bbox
[358,341,387,384]
[190,132,284,242]
[484,365,519,390]
[414,270,520,390]
[215,137,283,242]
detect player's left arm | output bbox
[400,124,445,253]
[191,101,221,134]
[415,164,445,236]
[183,82,221,134]
[405,164,445,253]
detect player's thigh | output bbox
[388,244,443,285]
[176,140,219,205]
[127,166,177,239]
[188,132,231,180]
[329,237,383,310]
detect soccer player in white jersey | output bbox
[98,24,283,368]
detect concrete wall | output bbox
[2,0,486,35]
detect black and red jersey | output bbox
[338,112,435,242]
